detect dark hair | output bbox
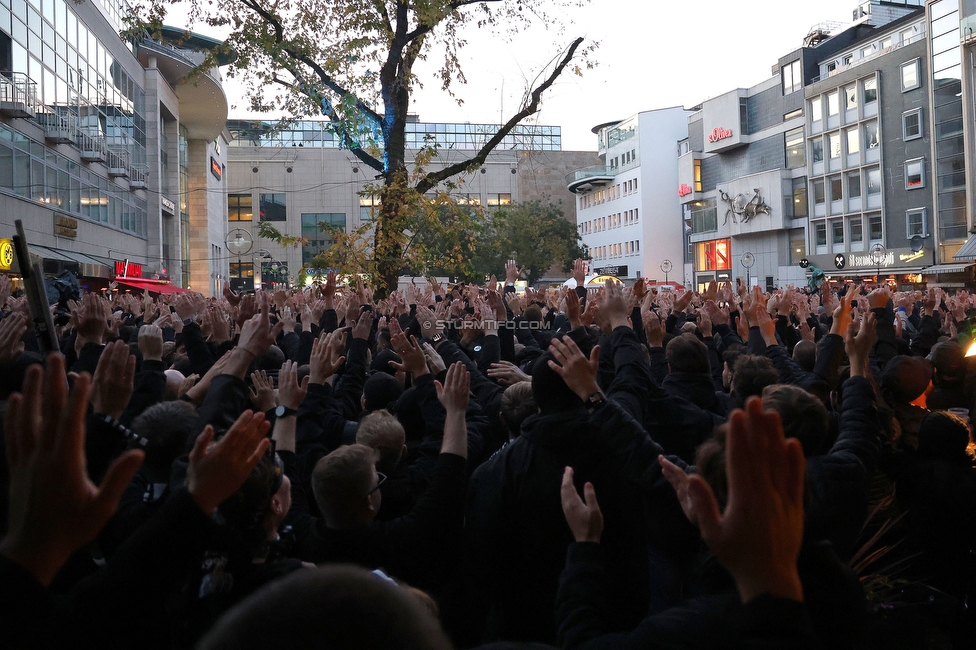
[666,333,710,375]
[531,327,597,414]
[731,355,778,402]
[762,384,830,457]
[918,410,972,462]
[198,565,452,650]
[131,400,198,476]
[792,340,818,373]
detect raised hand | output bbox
[279,306,297,332]
[422,341,447,375]
[223,281,242,307]
[390,333,428,378]
[308,331,346,385]
[560,467,603,544]
[351,311,374,341]
[487,360,531,387]
[277,360,309,410]
[435,361,470,414]
[659,456,696,525]
[682,398,805,604]
[602,280,630,330]
[138,323,164,362]
[0,354,144,585]
[547,336,601,401]
[249,369,276,412]
[644,311,665,348]
[845,311,877,378]
[90,339,136,419]
[0,312,27,365]
[505,259,523,285]
[187,410,271,515]
[572,258,587,285]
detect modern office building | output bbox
[224,118,599,289]
[802,5,937,285]
[0,0,231,294]
[566,107,692,286]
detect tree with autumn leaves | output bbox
[130,0,594,293]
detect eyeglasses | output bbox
[368,472,387,495]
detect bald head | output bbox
[792,340,818,373]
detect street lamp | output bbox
[741,252,756,289]
[660,259,672,287]
[870,243,887,285]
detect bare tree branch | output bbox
[414,36,583,194]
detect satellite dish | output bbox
[226,228,253,256]
[910,235,924,253]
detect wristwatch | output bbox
[584,391,606,410]
[431,333,446,345]
[274,405,298,418]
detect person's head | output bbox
[917,410,972,462]
[792,339,818,373]
[252,344,285,373]
[762,384,829,457]
[666,333,710,375]
[730,354,778,402]
[377,328,392,351]
[131,400,198,479]
[312,444,381,529]
[881,355,933,407]
[721,345,745,391]
[163,369,186,400]
[356,410,407,474]
[499,381,537,440]
[928,341,965,388]
[217,452,291,549]
[372,349,404,384]
[362,371,405,413]
[531,327,597,414]
[199,565,452,650]
[523,304,544,327]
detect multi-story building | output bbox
[802,5,937,285]
[0,0,231,294]
[566,107,691,286]
[224,117,599,289]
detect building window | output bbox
[487,193,512,206]
[901,59,920,91]
[360,196,381,221]
[905,158,925,189]
[848,171,861,198]
[782,59,802,95]
[259,193,286,221]
[690,199,718,233]
[789,230,806,264]
[739,98,749,135]
[695,239,731,271]
[815,223,827,246]
[228,193,252,221]
[784,108,803,120]
[843,84,857,110]
[829,176,843,202]
[907,208,927,237]
[693,159,702,192]
[851,217,863,243]
[828,132,841,159]
[301,213,346,264]
[880,36,892,50]
[863,121,879,149]
[866,167,882,196]
[903,108,922,140]
[792,177,807,218]
[863,77,877,103]
[811,137,823,163]
[832,220,845,244]
[827,91,840,116]
[813,179,825,205]
[810,96,822,122]
[869,214,883,241]
[230,262,254,278]
[785,127,804,168]
[846,127,859,155]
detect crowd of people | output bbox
[0,259,973,649]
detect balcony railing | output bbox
[35,111,77,144]
[565,165,615,193]
[962,14,976,43]
[107,149,129,177]
[129,164,148,189]
[78,131,107,163]
[810,32,926,83]
[0,72,39,118]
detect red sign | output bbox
[210,157,222,181]
[707,127,733,143]
[678,184,693,197]
[115,260,143,278]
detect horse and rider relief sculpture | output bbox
[719,188,772,225]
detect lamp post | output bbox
[741,252,755,289]
[660,259,672,287]
[870,243,887,286]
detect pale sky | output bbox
[172,0,861,151]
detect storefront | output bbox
[804,246,959,290]
[692,239,732,291]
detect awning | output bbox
[117,279,189,294]
[954,235,976,261]
[922,263,971,275]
